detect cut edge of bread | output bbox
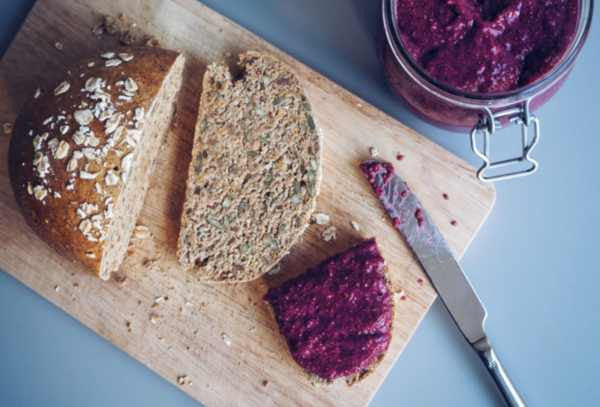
[98,53,186,280]
[177,50,323,283]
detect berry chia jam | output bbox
[381,0,591,130]
[395,0,578,93]
[265,239,393,381]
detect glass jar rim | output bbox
[382,0,594,109]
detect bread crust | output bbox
[8,47,181,277]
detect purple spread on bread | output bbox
[265,239,393,381]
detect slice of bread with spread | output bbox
[177,51,322,283]
[9,47,185,280]
[265,239,394,385]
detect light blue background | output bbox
[1,1,598,406]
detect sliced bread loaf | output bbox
[9,47,185,280]
[177,51,322,282]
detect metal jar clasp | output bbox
[470,100,540,182]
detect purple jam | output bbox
[360,160,395,199]
[360,160,409,228]
[265,239,393,381]
[395,0,579,93]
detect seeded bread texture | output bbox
[177,51,322,282]
[9,47,185,280]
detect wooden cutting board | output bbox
[0,0,496,405]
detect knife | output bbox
[360,159,525,407]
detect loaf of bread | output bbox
[177,51,322,282]
[9,47,185,280]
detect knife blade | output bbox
[361,159,525,407]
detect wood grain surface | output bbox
[0,0,496,406]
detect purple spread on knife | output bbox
[361,159,451,264]
[395,0,579,93]
[265,239,393,381]
[360,161,395,199]
[360,160,411,229]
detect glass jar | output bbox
[381,0,594,181]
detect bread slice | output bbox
[265,239,394,385]
[177,51,322,282]
[9,47,185,280]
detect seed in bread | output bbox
[177,51,322,283]
[9,47,185,280]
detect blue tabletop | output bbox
[1,1,598,406]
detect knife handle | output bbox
[473,337,526,407]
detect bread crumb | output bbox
[321,226,337,242]
[311,213,330,225]
[149,313,160,324]
[145,38,160,47]
[142,256,161,268]
[177,375,187,386]
[369,147,379,158]
[350,220,361,232]
[152,295,167,307]
[91,22,105,36]
[393,289,405,300]
[54,285,60,292]
[133,224,150,239]
[125,321,132,333]
[93,14,159,46]
[54,41,64,51]
[2,122,13,136]
[113,273,127,285]
[221,333,232,346]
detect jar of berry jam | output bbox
[382,0,593,181]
